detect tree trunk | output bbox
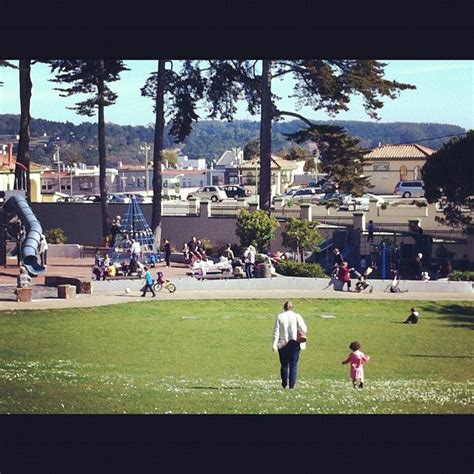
[259,59,273,212]
[14,59,32,201]
[97,61,110,241]
[151,59,166,248]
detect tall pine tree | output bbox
[200,60,415,211]
[49,60,129,240]
[141,60,206,243]
[285,124,372,195]
[13,60,33,200]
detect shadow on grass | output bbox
[425,303,474,330]
[406,354,474,359]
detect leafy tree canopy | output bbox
[243,139,260,161]
[422,130,474,231]
[49,60,129,116]
[141,60,206,144]
[286,124,372,195]
[235,209,279,251]
[282,218,324,262]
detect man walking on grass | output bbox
[272,301,307,389]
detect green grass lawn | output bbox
[0,298,472,414]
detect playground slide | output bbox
[4,194,46,276]
[305,237,334,270]
[318,237,334,252]
[306,237,360,274]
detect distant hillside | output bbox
[0,114,466,167]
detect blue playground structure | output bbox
[109,196,163,266]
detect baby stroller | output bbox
[153,271,176,293]
[353,266,373,293]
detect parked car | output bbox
[56,196,77,203]
[126,194,153,203]
[339,194,370,211]
[108,194,131,203]
[272,189,297,205]
[394,180,425,198]
[77,194,131,204]
[221,185,252,199]
[318,192,350,206]
[287,187,325,204]
[186,186,228,202]
[79,195,102,203]
[306,181,324,192]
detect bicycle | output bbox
[153,278,176,293]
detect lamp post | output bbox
[53,146,63,194]
[255,160,259,196]
[174,173,184,199]
[140,143,151,193]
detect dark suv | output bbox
[222,185,252,199]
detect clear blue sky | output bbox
[0,60,472,130]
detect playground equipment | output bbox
[1,193,45,276]
[306,229,360,274]
[110,195,162,266]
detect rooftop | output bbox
[238,155,301,170]
[364,144,436,160]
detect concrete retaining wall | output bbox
[47,244,82,259]
[45,276,92,294]
[93,275,473,294]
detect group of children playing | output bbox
[343,307,420,389]
[327,261,374,293]
[92,254,146,280]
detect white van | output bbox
[394,181,425,198]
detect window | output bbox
[41,179,53,192]
[80,181,93,191]
[413,166,420,180]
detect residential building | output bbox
[363,143,436,194]
[0,143,44,202]
[234,155,305,195]
[176,153,207,170]
[40,164,119,200]
[215,149,244,185]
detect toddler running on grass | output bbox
[342,341,370,389]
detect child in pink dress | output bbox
[342,341,370,389]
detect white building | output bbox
[176,154,207,170]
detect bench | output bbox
[188,268,233,280]
[105,275,142,281]
[80,246,110,259]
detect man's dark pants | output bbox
[142,284,156,297]
[278,340,301,388]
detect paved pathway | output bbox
[0,287,472,311]
[0,257,472,311]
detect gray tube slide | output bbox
[4,194,45,276]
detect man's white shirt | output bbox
[272,310,307,351]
